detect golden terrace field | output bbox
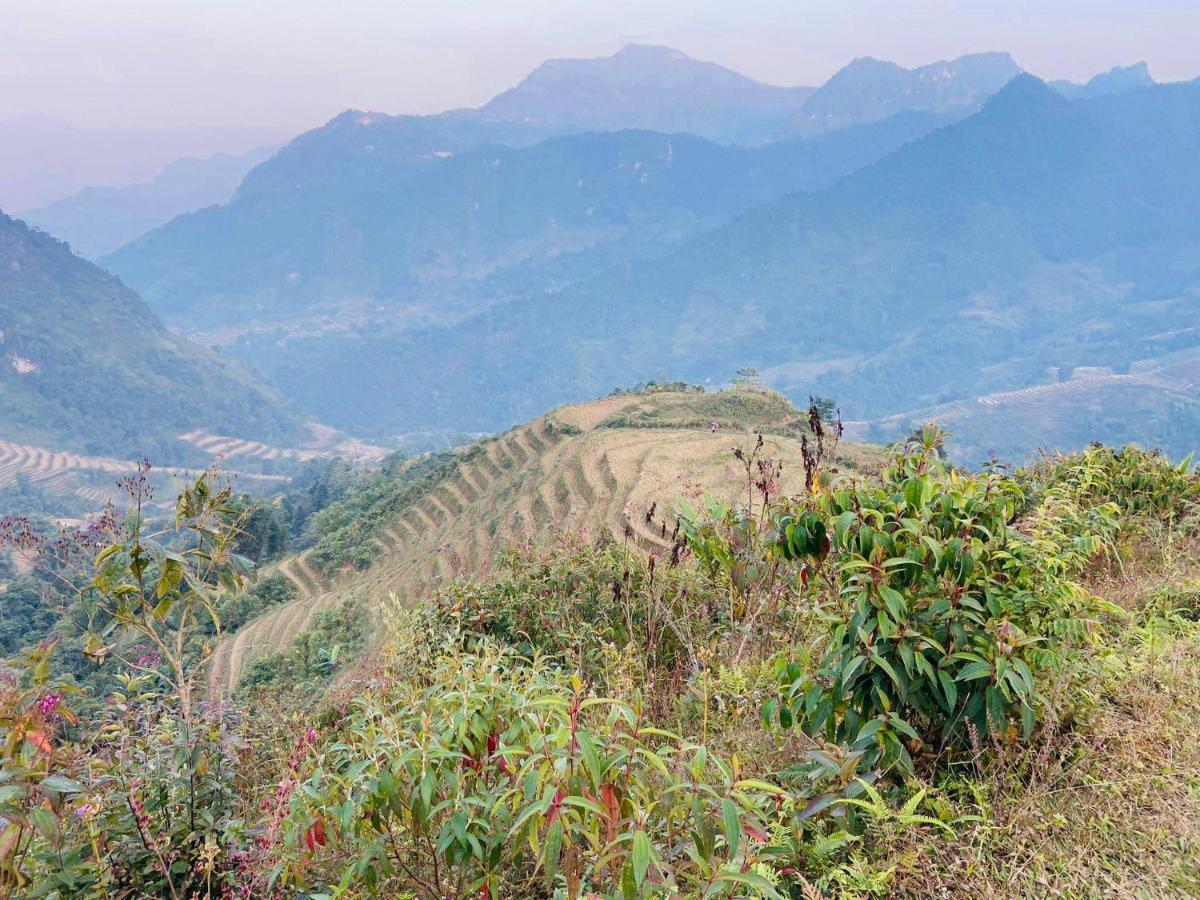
[208,388,879,695]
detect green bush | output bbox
[237,598,369,700]
[747,428,1115,771]
[423,537,719,688]
[285,642,789,898]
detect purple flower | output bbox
[36,693,62,715]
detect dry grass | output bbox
[553,396,637,431]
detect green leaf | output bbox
[39,775,84,794]
[721,797,740,858]
[543,820,563,883]
[879,585,906,620]
[957,662,993,682]
[631,829,651,887]
[709,870,785,899]
[28,806,57,839]
[873,654,902,688]
[938,669,958,710]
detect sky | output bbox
[1,0,1198,207]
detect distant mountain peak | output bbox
[477,43,813,144]
[611,43,690,62]
[1052,62,1155,99]
[982,72,1065,113]
[782,51,1022,137]
[1083,61,1154,92]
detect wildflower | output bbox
[36,692,62,715]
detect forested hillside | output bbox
[0,211,306,458]
[103,113,950,329]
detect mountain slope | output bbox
[478,43,813,145]
[0,211,305,457]
[104,112,952,331]
[19,145,277,259]
[252,77,1200,459]
[780,51,1021,136]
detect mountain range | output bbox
[129,75,1198,461]
[8,45,1198,464]
[103,110,953,330]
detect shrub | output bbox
[285,643,789,898]
[423,537,718,689]
[759,428,1114,771]
[1029,444,1198,532]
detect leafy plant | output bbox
[286,643,789,898]
[0,468,267,896]
[764,427,1111,770]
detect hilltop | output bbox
[207,386,877,692]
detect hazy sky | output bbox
[4,0,1198,132]
[1,0,1197,209]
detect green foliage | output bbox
[229,494,290,562]
[287,642,787,898]
[685,426,1117,772]
[424,537,719,688]
[237,598,368,701]
[210,572,297,636]
[306,450,461,576]
[0,579,59,656]
[1030,444,1199,530]
[0,470,263,896]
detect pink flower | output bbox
[36,693,62,715]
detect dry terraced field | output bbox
[208,391,876,694]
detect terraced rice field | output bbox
[205,551,333,694]
[179,429,389,464]
[0,436,293,512]
[209,393,867,694]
